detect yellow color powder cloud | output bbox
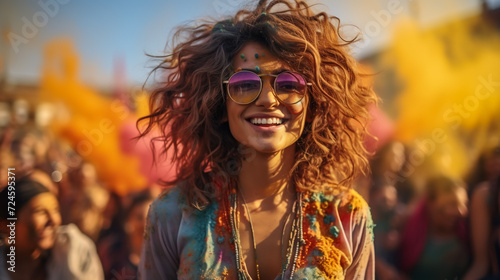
[388,17,500,179]
[39,39,147,195]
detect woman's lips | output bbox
[246,118,288,131]
[248,117,283,125]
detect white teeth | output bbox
[250,118,283,125]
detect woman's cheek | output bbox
[284,100,305,114]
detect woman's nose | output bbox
[254,78,279,107]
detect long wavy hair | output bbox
[138,0,377,207]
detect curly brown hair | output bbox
[138,0,377,207]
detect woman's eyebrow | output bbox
[239,67,289,74]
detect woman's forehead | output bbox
[28,192,59,209]
[238,41,268,55]
[232,42,289,74]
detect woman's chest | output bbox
[237,208,295,280]
[174,195,351,280]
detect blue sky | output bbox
[0,0,485,88]
[1,0,216,87]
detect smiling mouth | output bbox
[248,117,287,126]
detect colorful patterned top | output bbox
[138,185,375,280]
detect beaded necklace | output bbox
[229,188,304,280]
[239,191,262,280]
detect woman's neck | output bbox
[237,145,296,205]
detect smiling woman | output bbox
[0,178,104,280]
[138,0,377,279]
[225,42,309,155]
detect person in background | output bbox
[97,191,124,242]
[398,175,469,280]
[370,141,406,189]
[62,162,110,242]
[464,145,500,280]
[370,184,407,280]
[98,191,154,280]
[467,142,500,194]
[0,177,104,280]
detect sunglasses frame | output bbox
[222,70,312,105]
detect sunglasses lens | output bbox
[275,72,306,104]
[228,71,261,104]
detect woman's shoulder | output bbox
[146,186,187,226]
[152,186,185,209]
[298,188,375,278]
[339,188,370,213]
[143,187,184,244]
[302,187,373,232]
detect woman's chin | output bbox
[250,145,281,154]
[244,139,294,155]
[37,239,55,250]
[37,230,56,250]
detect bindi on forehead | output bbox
[234,42,288,74]
[239,52,267,72]
[238,52,266,62]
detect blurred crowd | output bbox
[0,104,159,280]
[361,140,500,280]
